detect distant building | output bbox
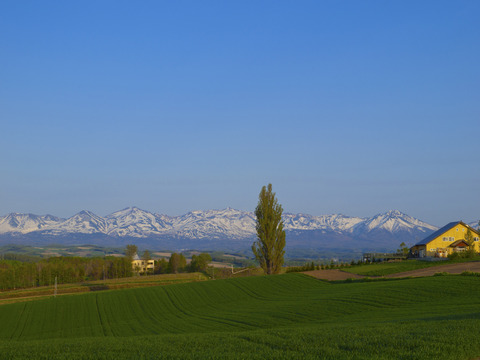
[131,254,155,274]
[410,221,480,258]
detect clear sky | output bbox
[1,1,479,226]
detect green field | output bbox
[344,258,480,276]
[1,273,480,359]
[0,272,208,305]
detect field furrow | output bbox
[1,273,480,358]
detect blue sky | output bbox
[0,1,479,226]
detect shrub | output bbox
[448,250,477,260]
[448,252,461,260]
[286,262,318,273]
[464,249,477,258]
[460,271,480,277]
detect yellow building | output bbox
[132,255,155,274]
[411,221,480,258]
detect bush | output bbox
[464,249,477,258]
[448,250,477,260]
[461,271,480,277]
[448,252,461,260]
[189,253,212,272]
[286,262,318,273]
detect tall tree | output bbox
[125,244,138,260]
[465,229,475,251]
[168,253,186,274]
[398,242,409,256]
[190,253,212,272]
[154,258,168,274]
[252,183,286,275]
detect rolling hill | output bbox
[1,273,480,359]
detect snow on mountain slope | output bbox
[171,208,256,239]
[468,220,479,230]
[44,210,109,234]
[106,207,173,237]
[282,213,364,232]
[352,210,437,234]
[0,208,439,240]
[0,213,62,234]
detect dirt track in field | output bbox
[303,261,480,281]
[303,269,365,281]
[385,261,480,278]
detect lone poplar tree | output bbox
[252,183,286,274]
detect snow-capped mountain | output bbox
[352,210,437,234]
[0,208,437,237]
[171,208,256,239]
[106,207,173,237]
[1,208,477,254]
[282,213,364,232]
[44,210,109,235]
[0,213,62,234]
[469,221,479,230]
[0,207,438,244]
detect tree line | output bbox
[126,244,212,275]
[0,256,133,291]
[154,252,212,274]
[0,249,214,292]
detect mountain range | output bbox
[0,208,477,255]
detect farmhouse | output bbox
[410,221,480,258]
[131,254,155,274]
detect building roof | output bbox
[413,221,476,246]
[449,240,468,247]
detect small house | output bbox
[131,254,155,274]
[410,221,480,258]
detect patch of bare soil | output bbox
[304,262,480,281]
[386,261,480,278]
[303,269,365,281]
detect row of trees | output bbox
[125,244,213,275]
[0,256,133,291]
[152,252,212,274]
[0,248,214,291]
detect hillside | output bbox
[1,273,480,359]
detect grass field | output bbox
[0,272,208,305]
[1,273,480,359]
[344,258,480,276]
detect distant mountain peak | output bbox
[373,209,408,218]
[0,208,441,250]
[358,210,437,234]
[384,209,403,216]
